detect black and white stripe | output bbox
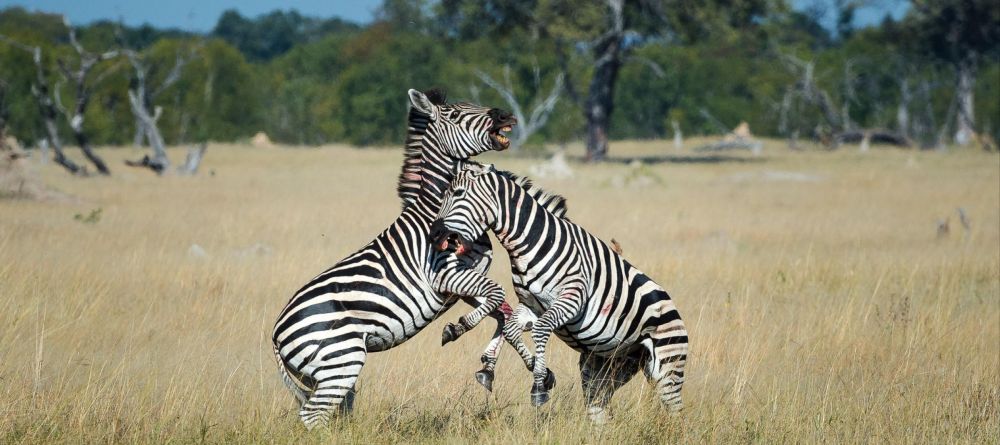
[272,89,527,429]
[432,163,688,422]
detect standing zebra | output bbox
[272,89,538,429]
[431,163,689,423]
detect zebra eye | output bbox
[453,189,466,198]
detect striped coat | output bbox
[272,90,529,429]
[432,163,688,422]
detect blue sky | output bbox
[1,0,909,32]
[0,0,383,30]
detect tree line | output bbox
[0,0,996,171]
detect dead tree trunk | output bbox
[54,20,118,175]
[177,143,206,175]
[584,0,625,162]
[0,35,83,174]
[954,59,976,146]
[896,78,911,140]
[31,53,83,174]
[0,79,8,144]
[123,47,194,174]
[126,90,169,172]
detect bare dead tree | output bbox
[0,35,84,174]
[473,65,564,150]
[177,143,206,175]
[671,120,682,151]
[122,43,197,174]
[953,58,976,146]
[0,79,10,153]
[777,50,911,149]
[53,19,119,175]
[839,59,859,132]
[0,79,7,138]
[777,51,843,133]
[896,77,911,140]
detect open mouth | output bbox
[490,121,516,150]
[433,232,471,255]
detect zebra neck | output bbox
[412,151,456,220]
[398,113,457,220]
[493,185,550,260]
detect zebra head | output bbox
[407,89,517,157]
[430,162,498,255]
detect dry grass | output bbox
[0,141,997,444]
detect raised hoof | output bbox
[530,389,550,407]
[441,323,463,345]
[475,369,495,392]
[543,368,557,391]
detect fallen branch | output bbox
[694,139,763,155]
[126,143,208,176]
[833,129,912,148]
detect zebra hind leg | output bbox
[641,334,688,414]
[579,352,641,424]
[298,336,368,430]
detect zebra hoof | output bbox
[475,369,494,392]
[441,323,463,345]
[543,368,556,391]
[530,388,550,407]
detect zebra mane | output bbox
[397,88,451,209]
[495,170,568,219]
[397,108,428,208]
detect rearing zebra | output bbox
[272,89,536,429]
[431,162,689,422]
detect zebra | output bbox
[272,89,542,429]
[430,162,689,423]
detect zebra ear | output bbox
[408,89,436,118]
[475,163,495,176]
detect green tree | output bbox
[439,0,772,160]
[906,0,1000,146]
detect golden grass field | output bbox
[1,140,997,444]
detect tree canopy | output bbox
[0,1,996,154]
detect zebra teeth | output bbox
[501,126,512,133]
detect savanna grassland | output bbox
[0,141,997,444]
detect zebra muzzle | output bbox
[429,219,469,254]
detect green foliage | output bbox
[332,24,451,145]
[73,208,102,224]
[0,2,998,149]
[211,9,360,61]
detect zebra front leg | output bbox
[435,268,508,345]
[458,298,552,392]
[465,298,511,392]
[529,291,584,407]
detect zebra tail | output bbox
[273,345,312,405]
